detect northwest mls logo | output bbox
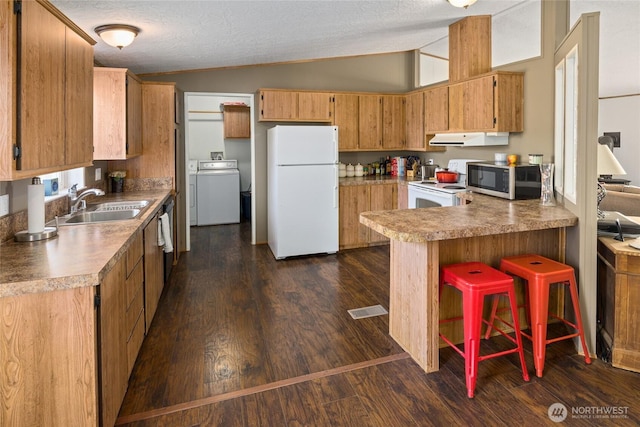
[548,403,568,422]
[548,403,630,422]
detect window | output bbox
[40,167,85,198]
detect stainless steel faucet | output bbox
[70,188,105,213]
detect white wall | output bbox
[598,95,640,185]
[418,0,542,87]
[185,92,252,192]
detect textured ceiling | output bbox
[50,0,518,75]
[49,0,639,97]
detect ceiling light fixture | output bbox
[95,24,140,49]
[448,0,478,8]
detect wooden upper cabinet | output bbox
[0,0,95,180]
[449,15,492,83]
[65,27,94,168]
[109,82,177,192]
[93,68,142,160]
[493,72,524,132]
[459,75,495,131]
[259,89,333,122]
[405,92,424,150]
[448,72,524,133]
[127,75,143,157]
[333,93,359,151]
[381,95,405,150]
[259,90,297,121]
[424,86,449,134]
[19,1,66,172]
[358,94,382,150]
[223,105,251,138]
[298,92,333,121]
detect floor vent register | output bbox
[348,305,389,320]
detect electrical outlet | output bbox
[95,167,102,181]
[0,194,9,217]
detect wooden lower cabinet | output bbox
[100,255,128,427]
[397,182,409,210]
[0,212,166,426]
[125,231,145,375]
[339,185,370,249]
[369,184,397,243]
[144,212,165,332]
[0,287,98,426]
[597,237,640,373]
[339,183,397,249]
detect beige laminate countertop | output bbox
[0,190,171,298]
[360,194,578,243]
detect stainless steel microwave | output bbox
[466,162,541,200]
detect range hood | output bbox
[429,132,509,147]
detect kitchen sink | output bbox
[57,209,142,225]
[89,200,153,211]
[50,199,154,226]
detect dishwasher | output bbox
[162,196,174,283]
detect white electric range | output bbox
[408,159,482,208]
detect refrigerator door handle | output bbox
[334,167,339,208]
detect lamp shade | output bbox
[95,24,140,49]
[597,143,626,176]
[448,0,478,8]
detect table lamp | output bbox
[597,142,627,219]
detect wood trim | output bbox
[137,50,415,78]
[36,0,96,44]
[115,353,410,425]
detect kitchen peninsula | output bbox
[360,194,578,373]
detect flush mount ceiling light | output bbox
[448,0,478,8]
[95,24,140,49]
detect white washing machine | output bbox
[188,160,198,226]
[196,160,240,225]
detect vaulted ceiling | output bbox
[50,0,639,97]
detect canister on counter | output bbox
[528,154,543,165]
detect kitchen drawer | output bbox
[126,231,143,277]
[127,308,145,375]
[126,286,144,341]
[125,259,144,311]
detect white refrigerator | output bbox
[268,125,339,259]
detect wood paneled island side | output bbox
[360,194,578,373]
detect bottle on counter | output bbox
[386,156,392,175]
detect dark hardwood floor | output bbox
[117,222,640,426]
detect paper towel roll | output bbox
[28,182,45,234]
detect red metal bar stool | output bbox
[439,262,530,398]
[486,254,592,378]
